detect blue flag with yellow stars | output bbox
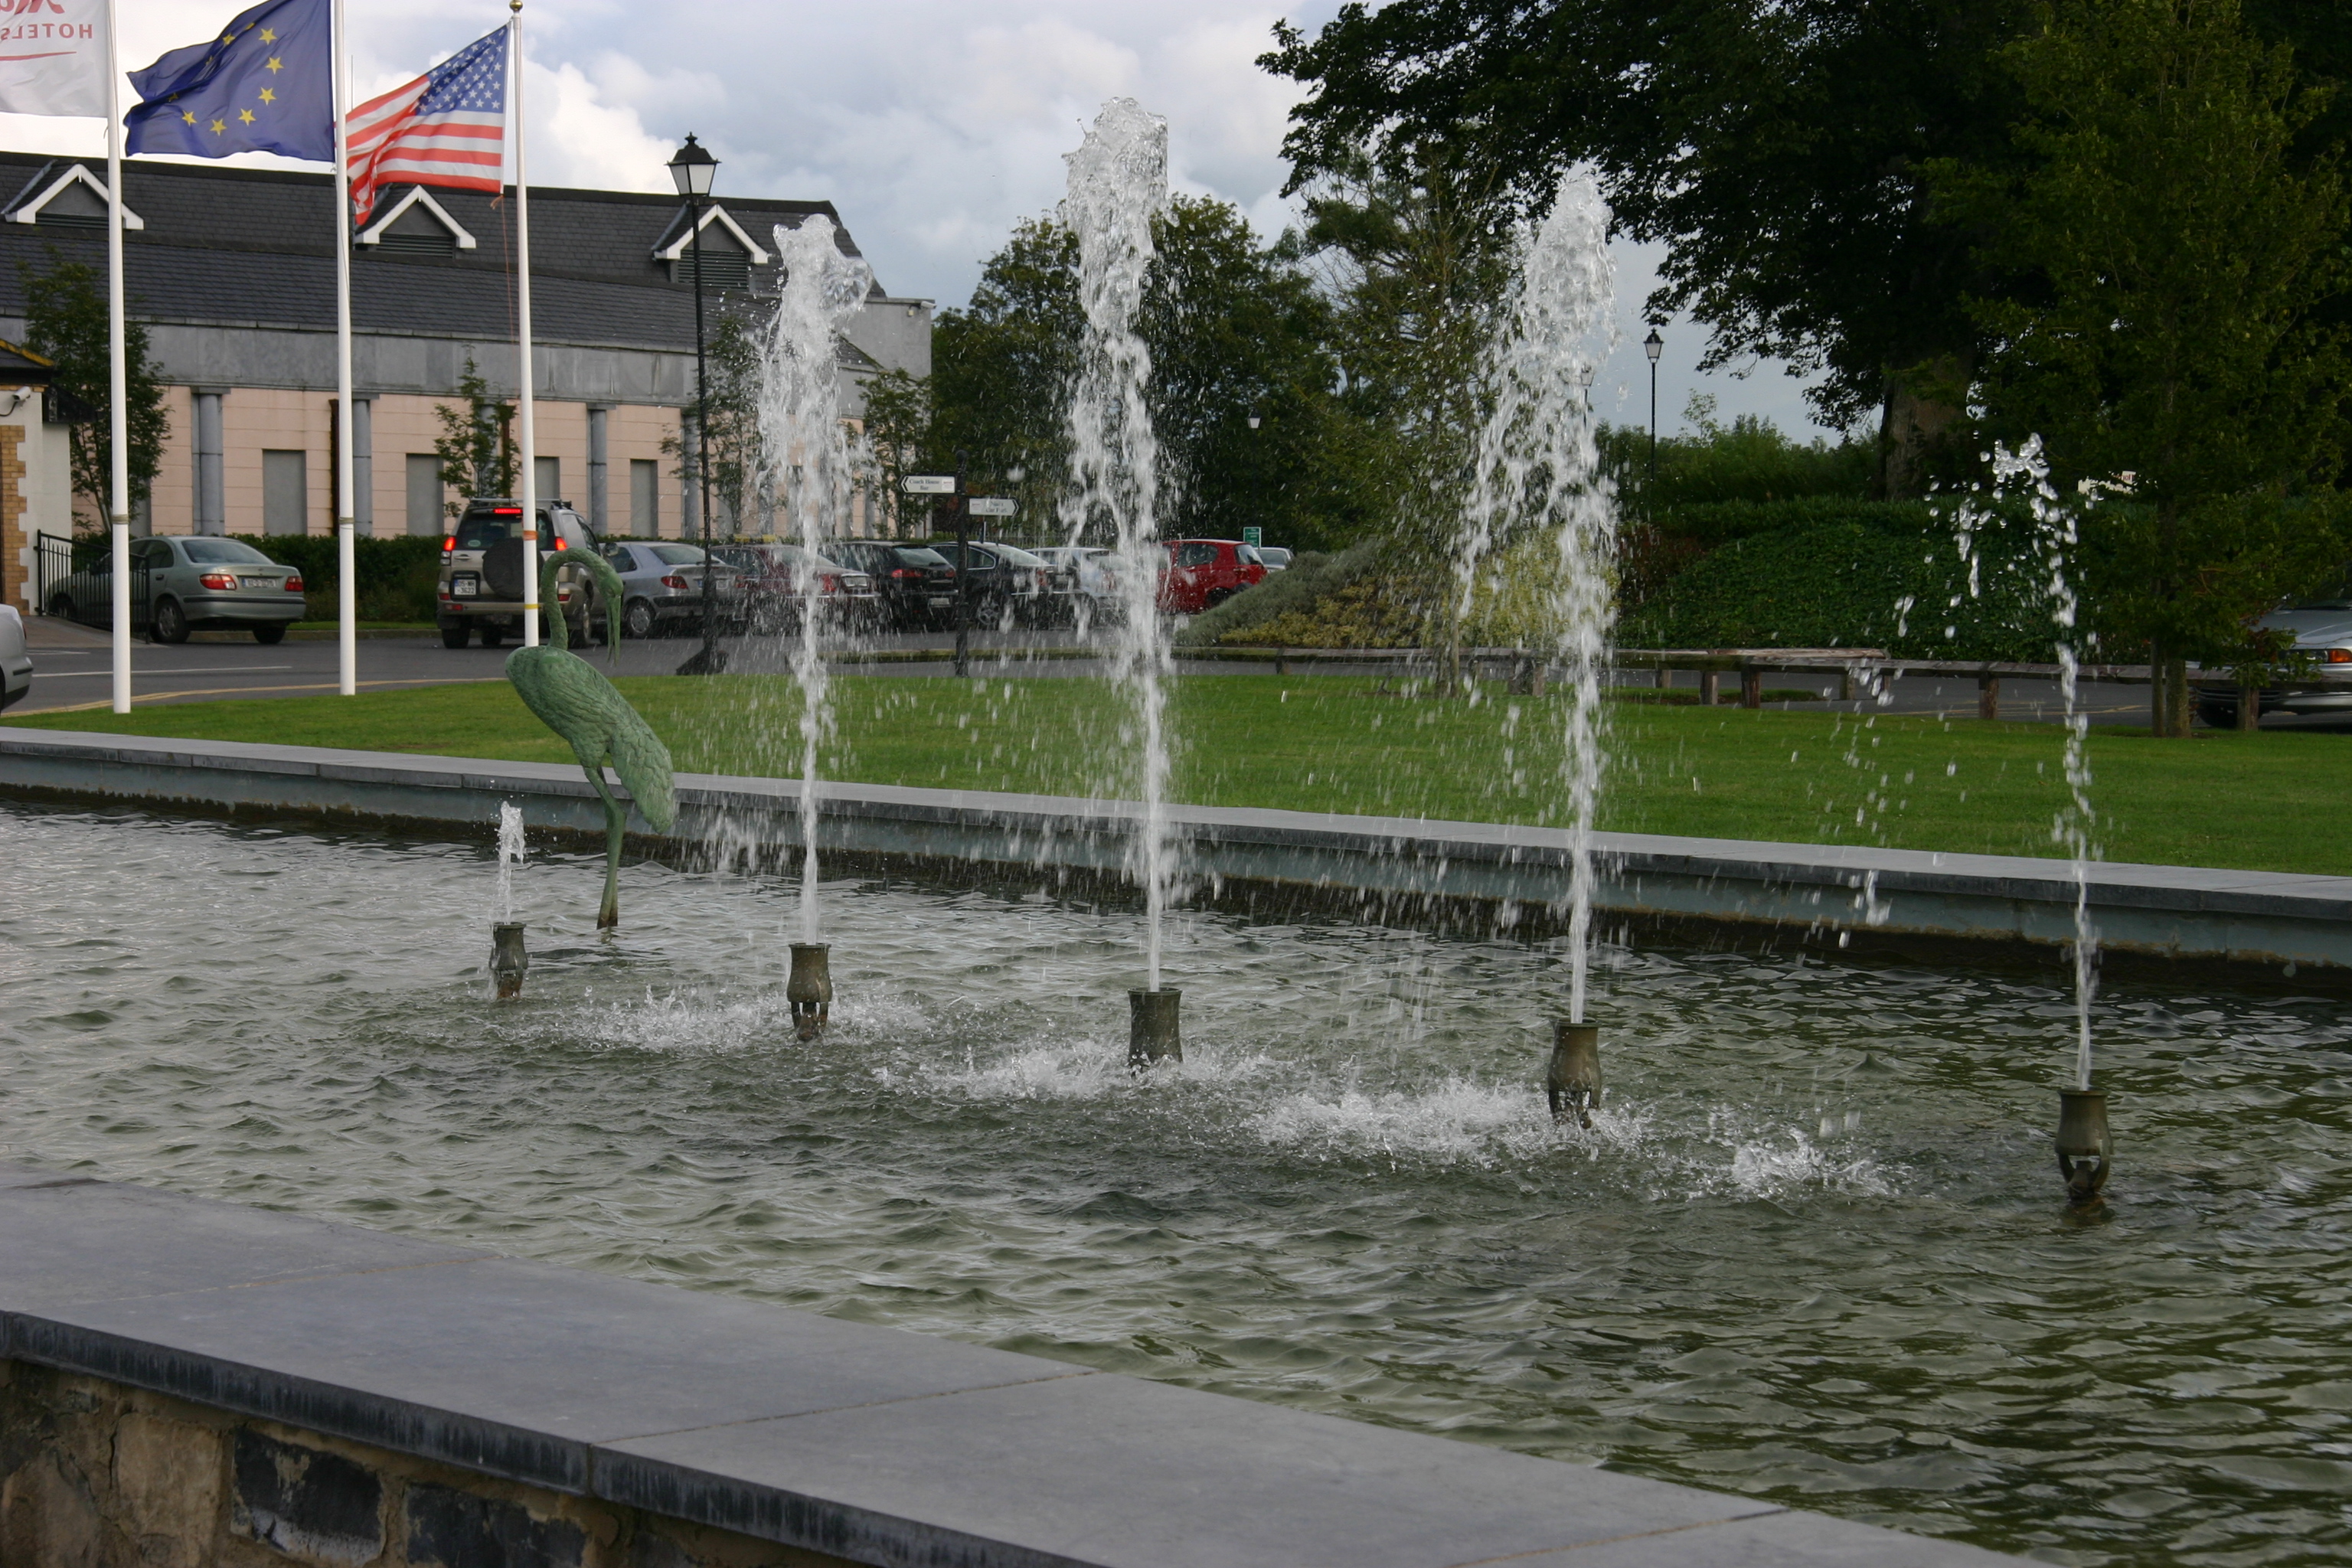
[125,0,333,161]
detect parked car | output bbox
[2198,580,2352,727]
[1158,538,1267,615]
[826,541,959,630]
[48,534,306,643]
[714,541,877,634]
[1034,545,1125,624]
[596,540,746,639]
[0,603,29,710]
[436,498,603,648]
[923,538,1066,626]
[1257,546,1293,570]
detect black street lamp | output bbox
[1642,327,1664,517]
[669,134,721,675]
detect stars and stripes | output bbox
[347,25,508,227]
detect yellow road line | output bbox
[14,676,506,715]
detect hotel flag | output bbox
[127,0,361,694]
[0,0,109,117]
[0,0,127,710]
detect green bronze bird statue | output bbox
[506,550,676,928]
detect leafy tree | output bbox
[430,357,516,521]
[662,305,766,537]
[19,250,167,528]
[1264,2,2032,495]
[856,366,931,532]
[1263,1,2349,498]
[926,217,1083,532]
[1931,0,2352,732]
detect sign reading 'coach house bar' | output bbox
[0,151,931,618]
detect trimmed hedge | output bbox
[231,534,443,622]
[1172,542,1365,647]
[1652,497,1937,546]
[1622,514,2056,661]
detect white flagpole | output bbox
[510,0,537,648]
[332,0,355,694]
[103,0,128,714]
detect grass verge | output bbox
[6,673,2343,874]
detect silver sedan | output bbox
[47,535,305,644]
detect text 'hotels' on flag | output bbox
[124,0,331,161]
[0,0,108,118]
[348,27,507,227]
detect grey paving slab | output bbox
[0,1177,482,1315]
[19,1256,1089,1492]
[1491,1508,2024,1566]
[595,1372,1782,1568]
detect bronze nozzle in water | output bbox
[786,943,833,1040]
[491,923,528,1001]
[1129,988,1182,1070]
[1547,1020,1601,1128]
[2055,1089,2112,1207]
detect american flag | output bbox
[347,25,507,227]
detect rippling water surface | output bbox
[4,802,2350,1566]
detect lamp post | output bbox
[1642,328,1663,519]
[668,134,720,675]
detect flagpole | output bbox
[332,0,355,694]
[103,0,128,714]
[510,0,537,648]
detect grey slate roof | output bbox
[0,152,874,354]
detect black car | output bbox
[921,538,1065,627]
[827,541,958,630]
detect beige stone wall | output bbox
[0,1361,851,1568]
[140,390,690,541]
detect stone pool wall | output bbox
[0,1363,829,1568]
[0,1161,2024,1568]
[3,729,2347,982]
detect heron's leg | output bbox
[580,757,627,929]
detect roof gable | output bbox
[5,162,145,230]
[651,204,772,266]
[357,187,479,251]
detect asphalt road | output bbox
[11,615,2339,730]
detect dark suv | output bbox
[436,498,601,648]
[827,541,959,630]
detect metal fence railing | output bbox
[32,531,75,614]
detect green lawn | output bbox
[8,673,2344,873]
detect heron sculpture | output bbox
[506,550,676,928]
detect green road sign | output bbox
[1242,527,1263,547]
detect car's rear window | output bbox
[894,547,950,568]
[647,544,707,566]
[456,513,522,550]
[179,539,272,565]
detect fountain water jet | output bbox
[757,214,873,951]
[1955,436,2109,1201]
[1453,174,1615,1077]
[1062,99,1177,1011]
[491,802,528,998]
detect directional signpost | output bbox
[907,472,975,675]
[969,497,1017,518]
[1242,526,1263,549]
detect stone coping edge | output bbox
[0,1163,2027,1567]
[3,727,2346,928]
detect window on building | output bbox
[672,241,751,295]
[534,455,560,506]
[407,454,444,536]
[630,459,658,535]
[263,449,306,536]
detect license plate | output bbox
[452,576,479,596]
[929,596,950,606]
[240,576,273,590]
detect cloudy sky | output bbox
[0,0,1841,439]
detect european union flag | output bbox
[125,0,333,162]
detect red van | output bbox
[1158,538,1268,614]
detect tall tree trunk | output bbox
[1875,358,1969,501]
[2149,639,2171,736]
[2164,657,2193,736]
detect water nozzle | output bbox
[786,943,833,1040]
[1547,1020,1601,1128]
[1129,988,1181,1070]
[491,923,528,1001]
[2055,1089,2112,1207]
